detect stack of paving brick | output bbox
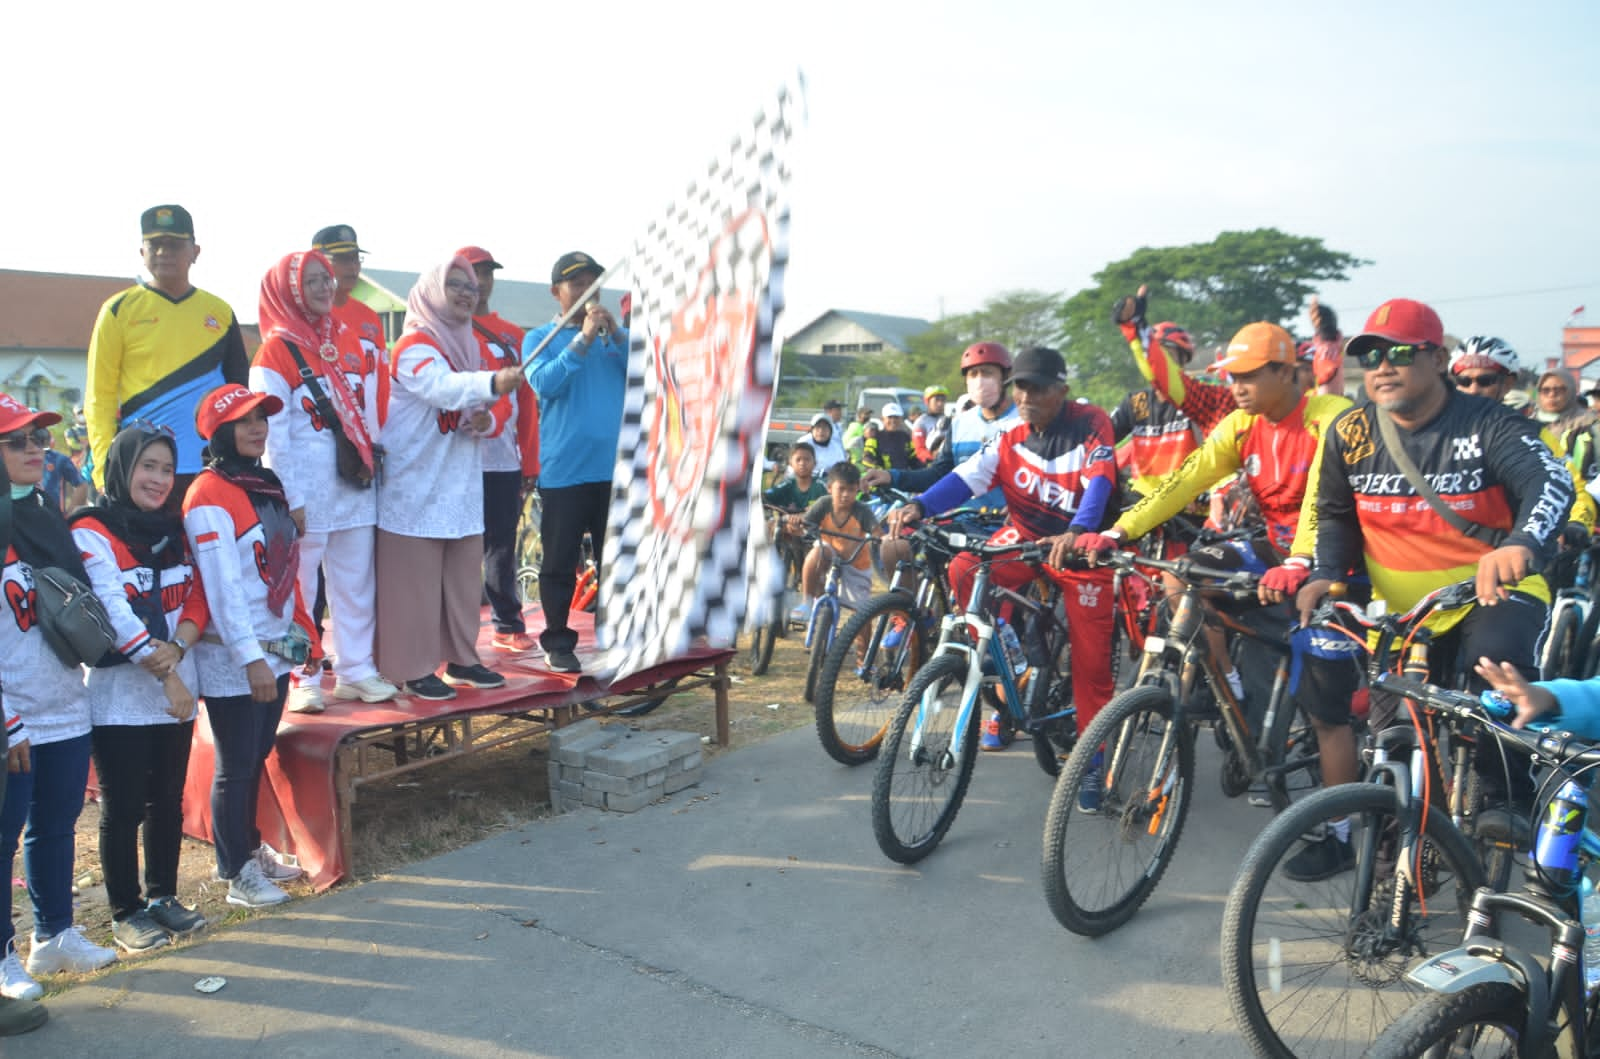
[547,719,703,813]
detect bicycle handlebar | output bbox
[1097,548,1259,599]
[1373,672,1600,772]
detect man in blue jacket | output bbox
[521,252,626,673]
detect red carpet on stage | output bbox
[180,609,729,890]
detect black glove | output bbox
[1111,290,1147,329]
[1315,303,1340,341]
[1560,521,1590,552]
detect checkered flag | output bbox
[594,77,801,682]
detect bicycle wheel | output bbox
[746,617,778,676]
[1220,782,1486,1059]
[1260,699,1324,814]
[814,592,923,766]
[1541,602,1585,680]
[871,654,980,864]
[1364,981,1532,1059]
[1040,684,1193,936]
[515,493,543,604]
[1027,595,1078,778]
[803,598,837,704]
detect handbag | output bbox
[33,565,117,667]
[284,341,376,488]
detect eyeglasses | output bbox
[1540,385,1571,395]
[120,418,177,439]
[1355,343,1432,370]
[445,279,481,296]
[304,274,338,291]
[328,251,365,265]
[0,428,51,452]
[1454,373,1506,391]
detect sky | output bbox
[4,0,1597,368]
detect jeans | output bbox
[206,676,288,880]
[537,481,611,654]
[483,471,525,634]
[0,733,93,946]
[91,722,194,920]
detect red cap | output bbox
[195,384,284,441]
[0,393,62,435]
[1345,298,1445,361]
[456,246,503,270]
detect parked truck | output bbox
[765,386,924,462]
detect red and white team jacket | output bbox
[0,543,92,747]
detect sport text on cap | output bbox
[551,251,603,285]
[311,225,364,254]
[195,384,285,441]
[141,205,194,240]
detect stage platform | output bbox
[180,611,732,890]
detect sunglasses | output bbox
[0,428,51,452]
[1355,343,1433,370]
[1454,372,1506,391]
[121,418,177,439]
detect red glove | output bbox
[1260,562,1310,598]
[1075,533,1122,557]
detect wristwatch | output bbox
[171,635,189,657]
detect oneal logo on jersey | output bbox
[1011,466,1079,511]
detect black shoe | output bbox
[146,896,206,936]
[0,996,47,1037]
[546,649,582,674]
[112,909,171,953]
[443,663,506,689]
[405,675,456,701]
[1283,833,1355,882]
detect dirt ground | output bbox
[13,634,820,991]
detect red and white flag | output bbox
[594,77,802,681]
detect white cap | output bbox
[881,402,905,418]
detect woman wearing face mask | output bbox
[373,255,523,701]
[0,395,116,1001]
[70,424,208,953]
[185,384,320,910]
[250,251,395,714]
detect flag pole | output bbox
[519,259,633,366]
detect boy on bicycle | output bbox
[787,461,880,620]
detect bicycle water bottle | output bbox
[1582,872,1600,997]
[997,619,1027,676]
[1533,778,1587,895]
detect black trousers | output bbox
[537,481,611,654]
[483,471,525,633]
[91,721,195,920]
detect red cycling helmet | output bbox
[1150,322,1195,361]
[960,341,1012,375]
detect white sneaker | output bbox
[254,842,304,882]
[1,941,41,1000]
[25,926,116,975]
[287,682,325,714]
[227,860,291,908]
[331,675,400,703]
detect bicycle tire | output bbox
[515,494,544,603]
[1220,782,1486,1059]
[1260,697,1323,814]
[1028,594,1078,778]
[1575,604,1600,679]
[870,654,981,864]
[747,618,778,676]
[814,592,923,766]
[1542,602,1585,681]
[803,599,837,704]
[1040,684,1193,936]
[1364,981,1537,1059]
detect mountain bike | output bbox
[1220,578,1502,1058]
[1364,674,1600,1059]
[746,504,809,676]
[1540,544,1594,680]
[799,529,875,704]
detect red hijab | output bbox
[259,250,338,356]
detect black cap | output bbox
[822,399,843,410]
[311,225,365,254]
[552,251,603,284]
[1010,347,1069,386]
[141,204,194,240]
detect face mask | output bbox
[967,373,1001,410]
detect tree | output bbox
[1057,229,1369,408]
[895,289,1066,397]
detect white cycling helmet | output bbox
[1450,336,1519,377]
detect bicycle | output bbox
[746,504,808,676]
[1363,673,1600,1059]
[513,488,596,614]
[1219,577,1501,1058]
[1040,547,1330,937]
[869,535,1112,864]
[797,528,875,705]
[1540,543,1594,680]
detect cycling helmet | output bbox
[1449,335,1519,377]
[923,384,949,399]
[960,341,1012,375]
[1149,322,1195,362]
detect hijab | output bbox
[259,250,337,356]
[204,423,298,617]
[204,422,288,508]
[1,449,86,580]
[1537,368,1595,436]
[401,255,479,371]
[70,428,186,571]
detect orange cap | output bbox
[1212,322,1297,375]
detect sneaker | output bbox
[25,926,116,975]
[332,675,401,703]
[1283,833,1356,882]
[980,711,1013,751]
[287,682,325,714]
[789,602,811,623]
[881,617,907,650]
[227,860,291,909]
[546,649,582,674]
[111,910,170,954]
[405,675,456,701]
[146,896,207,936]
[1077,750,1105,815]
[491,631,536,653]
[255,842,304,882]
[0,942,41,1001]
[0,994,47,1036]
[443,663,506,689]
